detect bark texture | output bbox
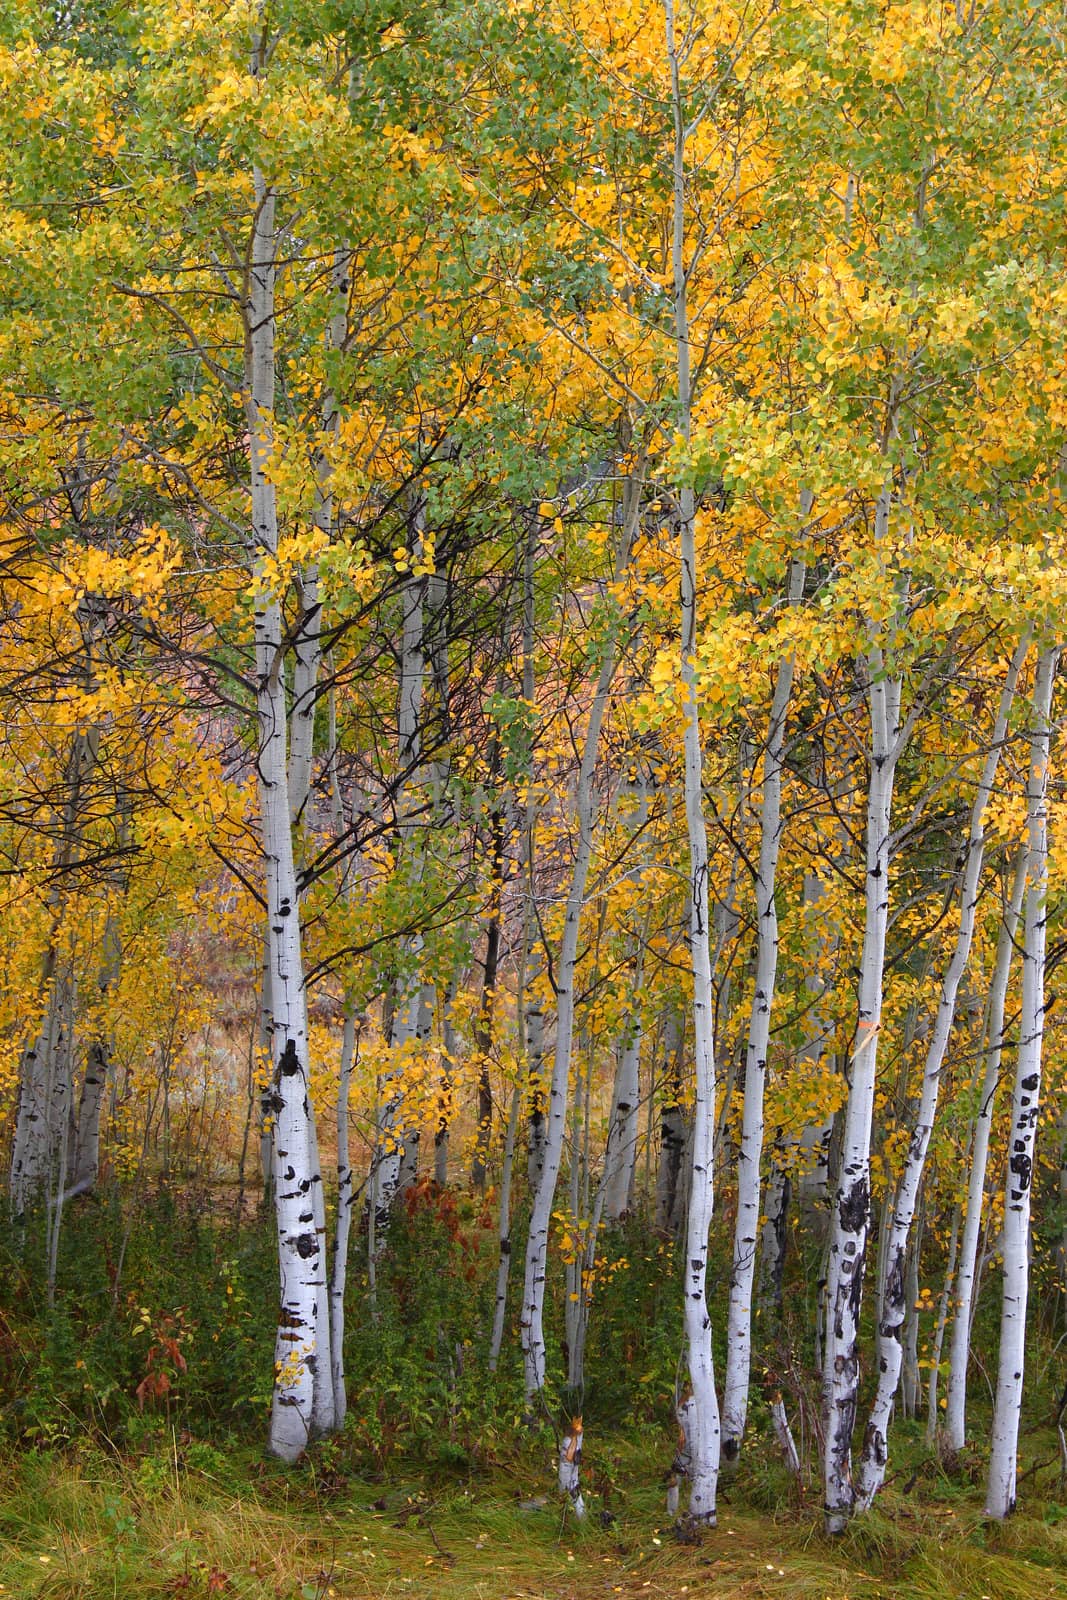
[985,644,1058,1519]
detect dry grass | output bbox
[1,1439,1066,1600]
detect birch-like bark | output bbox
[11,975,63,1216]
[488,1084,521,1371]
[372,494,428,1226]
[472,810,504,1190]
[822,489,902,1535]
[721,554,805,1465]
[10,692,100,1214]
[944,846,1027,1451]
[488,524,538,1369]
[45,978,76,1307]
[434,980,458,1188]
[603,1013,643,1224]
[666,0,719,1521]
[558,1418,585,1518]
[65,906,121,1203]
[603,781,650,1222]
[526,996,547,1189]
[654,1016,688,1235]
[759,876,836,1305]
[985,643,1058,1519]
[518,662,610,1398]
[519,478,641,1405]
[926,1203,960,1445]
[901,1202,924,1419]
[329,1009,357,1426]
[855,637,1027,1508]
[287,248,348,827]
[247,159,333,1460]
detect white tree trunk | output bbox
[434,980,459,1188]
[654,1016,687,1236]
[901,1205,923,1419]
[45,978,76,1305]
[603,1010,643,1224]
[519,480,641,1406]
[489,1084,522,1371]
[11,713,99,1214]
[721,554,805,1465]
[985,643,1058,1519]
[11,981,61,1216]
[247,165,333,1461]
[926,1203,960,1445]
[518,655,614,1402]
[822,484,901,1534]
[66,911,120,1202]
[329,1010,357,1426]
[854,637,1027,1508]
[558,1417,585,1517]
[526,997,547,1190]
[944,845,1027,1451]
[372,507,428,1227]
[287,249,347,829]
[665,0,719,1521]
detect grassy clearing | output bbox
[1,1433,1066,1600]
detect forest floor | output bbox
[2,1431,1067,1600]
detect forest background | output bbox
[2,1,1067,1596]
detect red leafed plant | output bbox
[130,1303,192,1411]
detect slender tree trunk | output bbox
[926,1203,960,1446]
[666,0,719,1521]
[759,875,835,1304]
[10,706,100,1214]
[434,979,459,1188]
[488,524,538,1368]
[329,1010,358,1426]
[472,807,504,1189]
[247,158,333,1460]
[985,644,1058,1519]
[372,490,428,1227]
[45,979,76,1307]
[901,1201,924,1420]
[489,1084,521,1372]
[655,1016,687,1236]
[66,909,121,1202]
[822,486,902,1535]
[11,972,62,1216]
[287,229,348,826]
[603,1018,642,1225]
[526,997,547,1190]
[855,638,1027,1507]
[519,477,642,1406]
[944,846,1027,1451]
[721,554,805,1466]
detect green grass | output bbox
[2,1430,1066,1600]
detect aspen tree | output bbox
[654,1017,688,1237]
[519,473,643,1410]
[603,788,651,1224]
[665,0,719,1522]
[721,551,805,1466]
[986,644,1059,1519]
[241,26,333,1447]
[371,489,430,1227]
[944,845,1027,1451]
[854,636,1029,1508]
[822,482,904,1535]
[602,1005,643,1225]
[490,512,541,1371]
